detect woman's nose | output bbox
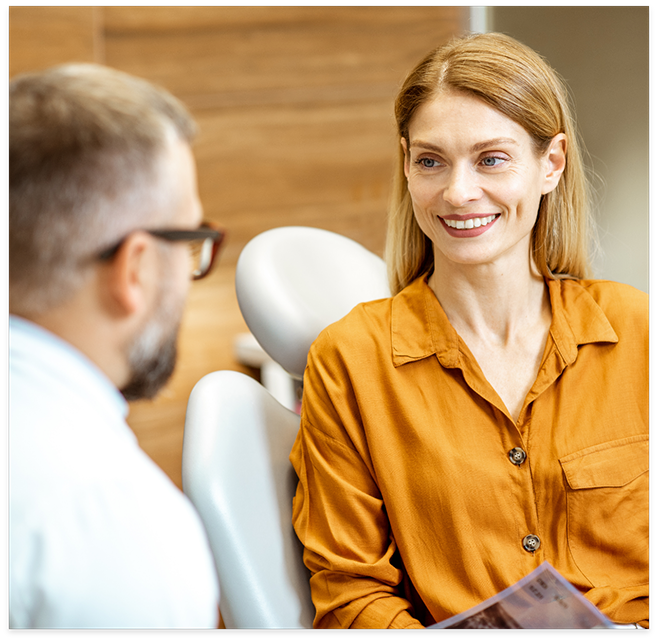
[443,166,481,207]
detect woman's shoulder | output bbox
[564,278,648,327]
[573,278,647,306]
[311,296,394,357]
[576,277,646,295]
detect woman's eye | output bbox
[416,157,439,168]
[481,156,505,168]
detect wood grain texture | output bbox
[9,6,102,77]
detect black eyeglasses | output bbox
[98,221,226,280]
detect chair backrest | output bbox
[236,226,390,378]
[182,370,314,629]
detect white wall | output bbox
[491,6,649,293]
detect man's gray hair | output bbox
[9,63,197,316]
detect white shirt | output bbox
[9,316,220,628]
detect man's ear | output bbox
[541,133,567,195]
[103,232,155,317]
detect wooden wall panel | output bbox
[9,6,469,488]
[9,7,102,77]
[102,7,464,107]
[192,100,395,262]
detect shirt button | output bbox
[522,534,541,553]
[508,447,527,466]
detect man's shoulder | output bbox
[9,418,219,628]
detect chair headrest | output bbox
[236,226,390,378]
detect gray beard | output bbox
[119,248,185,402]
[120,324,178,401]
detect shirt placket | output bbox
[444,335,571,564]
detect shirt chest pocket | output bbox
[559,435,648,589]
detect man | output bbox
[9,63,224,628]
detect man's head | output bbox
[10,63,204,399]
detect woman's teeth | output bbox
[443,215,497,230]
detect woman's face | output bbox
[403,90,565,271]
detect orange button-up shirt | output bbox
[291,277,648,629]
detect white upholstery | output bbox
[236,226,390,378]
[182,370,314,629]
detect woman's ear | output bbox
[541,133,567,195]
[401,137,411,179]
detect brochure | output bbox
[429,562,615,629]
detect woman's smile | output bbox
[440,214,500,237]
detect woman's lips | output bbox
[440,214,500,237]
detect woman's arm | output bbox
[290,338,424,629]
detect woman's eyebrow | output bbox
[410,137,519,153]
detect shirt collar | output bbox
[391,276,618,369]
[9,314,129,419]
[545,278,619,366]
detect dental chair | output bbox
[182,226,390,628]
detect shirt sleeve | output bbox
[290,333,424,629]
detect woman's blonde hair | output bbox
[386,32,593,295]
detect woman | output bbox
[290,33,648,629]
